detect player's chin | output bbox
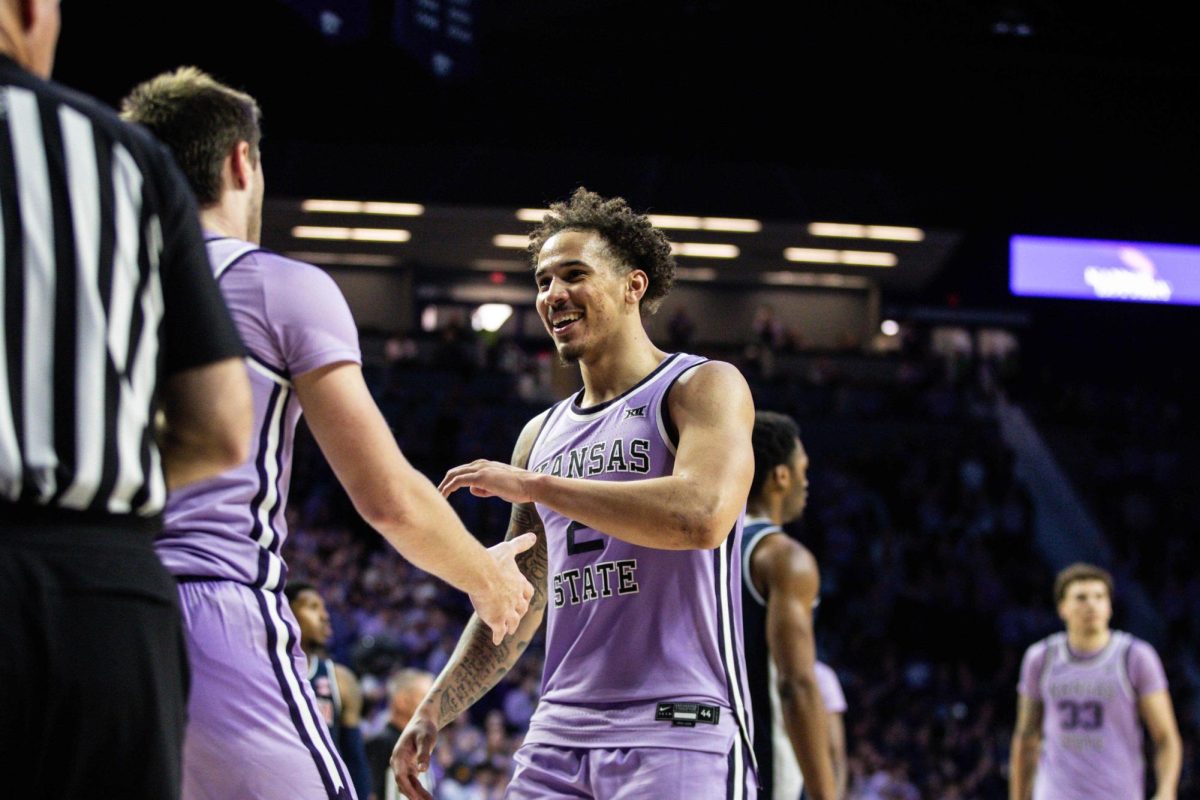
[556,341,584,364]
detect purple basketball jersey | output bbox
[523,353,755,767]
[156,237,361,590]
[1018,630,1168,800]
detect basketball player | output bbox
[288,582,372,800]
[740,411,835,800]
[1009,562,1182,800]
[121,68,535,800]
[368,670,437,800]
[392,188,758,799]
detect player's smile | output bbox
[549,309,584,336]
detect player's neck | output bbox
[577,327,666,406]
[745,497,782,526]
[1066,627,1111,655]
[200,203,254,244]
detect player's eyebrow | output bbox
[535,259,587,281]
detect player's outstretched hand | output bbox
[471,532,537,645]
[392,714,437,800]
[439,459,536,504]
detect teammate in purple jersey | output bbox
[1009,562,1182,800]
[121,68,535,800]
[392,188,758,799]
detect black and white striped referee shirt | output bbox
[0,55,242,522]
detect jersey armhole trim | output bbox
[655,358,709,456]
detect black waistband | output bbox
[0,501,161,536]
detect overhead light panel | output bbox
[784,247,840,264]
[785,247,896,267]
[808,222,924,242]
[866,225,924,242]
[840,250,898,267]
[702,217,762,233]
[493,234,530,249]
[671,242,739,259]
[291,226,411,242]
[516,208,553,222]
[301,199,425,216]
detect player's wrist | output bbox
[522,470,546,505]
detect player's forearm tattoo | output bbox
[434,502,547,725]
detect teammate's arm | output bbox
[1009,694,1043,800]
[391,413,551,800]
[440,360,754,550]
[294,362,534,645]
[752,535,836,800]
[158,358,252,489]
[334,663,372,800]
[1138,689,1182,800]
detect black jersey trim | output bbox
[658,358,710,453]
[567,352,682,419]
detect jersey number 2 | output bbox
[566,520,604,555]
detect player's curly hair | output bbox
[527,188,676,315]
[751,411,802,498]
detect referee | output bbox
[0,2,252,798]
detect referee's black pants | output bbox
[0,521,188,799]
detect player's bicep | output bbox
[1015,694,1044,738]
[763,543,819,682]
[335,663,364,725]
[668,362,754,518]
[294,362,410,517]
[1137,690,1179,744]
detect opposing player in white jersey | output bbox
[740,411,835,800]
[1009,562,1181,800]
[392,188,758,799]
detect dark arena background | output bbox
[56,1,1198,797]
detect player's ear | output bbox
[626,269,649,306]
[229,140,255,190]
[772,463,791,490]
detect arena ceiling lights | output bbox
[301,199,426,216]
[807,222,925,242]
[784,247,898,267]
[292,226,412,243]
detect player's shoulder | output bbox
[755,530,818,583]
[1116,630,1160,660]
[670,357,746,391]
[666,357,752,414]
[514,405,559,465]
[241,247,330,278]
[1023,631,1064,660]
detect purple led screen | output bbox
[1010,235,1200,306]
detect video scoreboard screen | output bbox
[1010,235,1200,306]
